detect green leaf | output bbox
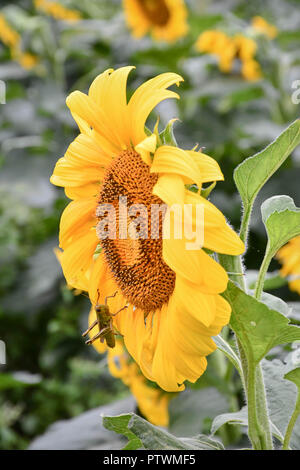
[103,413,223,450]
[282,366,300,449]
[234,119,300,239]
[213,335,243,380]
[181,435,224,450]
[223,281,300,365]
[159,119,179,146]
[285,368,300,389]
[102,414,143,450]
[211,407,248,436]
[261,195,300,255]
[260,292,291,317]
[263,359,300,449]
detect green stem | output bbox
[247,364,273,449]
[218,253,273,449]
[218,254,246,291]
[239,205,252,246]
[251,246,274,449]
[282,394,300,450]
[247,365,264,449]
[255,365,273,449]
[254,244,273,300]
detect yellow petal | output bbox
[89,66,135,148]
[152,174,185,206]
[59,197,97,250]
[151,146,202,187]
[88,254,108,305]
[66,91,120,152]
[187,150,224,183]
[128,72,183,145]
[173,275,217,327]
[65,182,100,200]
[59,231,98,290]
[135,133,157,165]
[204,223,245,255]
[66,133,112,168]
[163,237,228,293]
[50,157,104,187]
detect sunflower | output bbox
[277,236,300,295]
[51,66,244,392]
[123,0,188,42]
[0,14,20,49]
[94,335,172,426]
[196,31,262,82]
[195,30,237,73]
[241,59,262,82]
[34,0,81,22]
[251,16,278,39]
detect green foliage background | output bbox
[0,0,299,449]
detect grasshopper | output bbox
[82,291,127,348]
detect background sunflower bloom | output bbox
[123,0,188,42]
[92,336,172,427]
[277,236,300,295]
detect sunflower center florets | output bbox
[96,149,175,312]
[137,0,170,27]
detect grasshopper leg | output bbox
[85,327,110,345]
[82,320,98,337]
[104,291,118,305]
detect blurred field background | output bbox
[0,0,299,449]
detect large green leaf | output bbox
[103,413,224,450]
[234,119,300,233]
[223,281,300,365]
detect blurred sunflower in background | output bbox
[277,236,300,295]
[51,66,244,392]
[251,16,278,39]
[34,0,82,22]
[0,13,38,70]
[92,337,172,426]
[195,30,262,81]
[123,0,188,42]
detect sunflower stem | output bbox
[239,205,252,246]
[218,254,246,291]
[254,243,273,300]
[246,364,274,449]
[282,393,300,450]
[218,252,273,449]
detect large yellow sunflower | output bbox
[123,0,188,42]
[51,66,244,392]
[277,236,300,295]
